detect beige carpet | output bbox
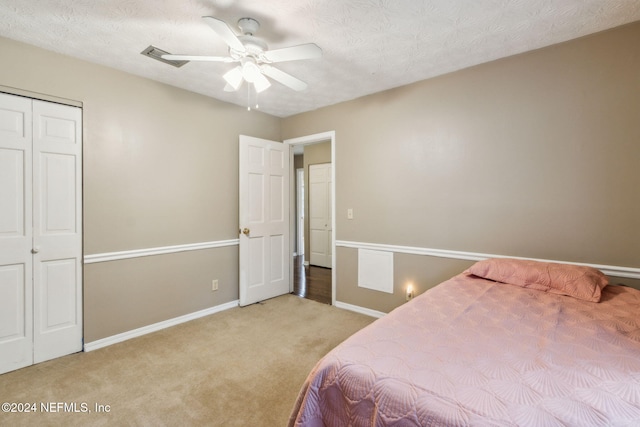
[0,295,374,426]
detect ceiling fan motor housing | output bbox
[238,18,260,35]
[230,18,268,59]
[237,35,268,57]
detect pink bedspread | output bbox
[289,273,640,426]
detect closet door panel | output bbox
[0,265,26,336]
[0,93,33,374]
[0,148,26,237]
[38,153,78,235]
[32,100,82,364]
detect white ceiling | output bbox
[1,0,639,118]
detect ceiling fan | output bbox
[162,16,322,93]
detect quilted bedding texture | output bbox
[288,273,640,426]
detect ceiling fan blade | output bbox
[202,16,245,53]
[161,54,234,62]
[262,43,322,63]
[261,65,308,91]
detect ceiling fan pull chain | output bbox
[255,85,260,110]
[245,83,259,111]
[247,83,251,111]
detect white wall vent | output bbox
[358,249,394,294]
[140,45,188,68]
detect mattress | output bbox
[289,270,640,426]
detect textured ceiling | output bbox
[1,0,639,117]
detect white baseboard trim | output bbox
[83,300,239,352]
[335,240,640,280]
[334,301,386,319]
[84,239,239,264]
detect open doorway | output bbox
[286,131,336,305]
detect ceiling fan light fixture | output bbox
[223,66,243,90]
[241,59,261,83]
[253,73,271,93]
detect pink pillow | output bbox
[465,258,608,302]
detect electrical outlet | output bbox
[212,279,219,291]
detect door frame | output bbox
[285,131,336,305]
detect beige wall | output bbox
[0,37,281,341]
[283,22,640,313]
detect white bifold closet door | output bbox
[0,92,82,375]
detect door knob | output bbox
[31,247,40,254]
[242,228,250,235]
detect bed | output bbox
[289,258,640,426]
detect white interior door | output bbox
[0,93,34,374]
[32,100,83,363]
[296,168,304,256]
[309,163,332,268]
[0,93,82,374]
[239,135,290,306]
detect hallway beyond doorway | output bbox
[293,255,331,304]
